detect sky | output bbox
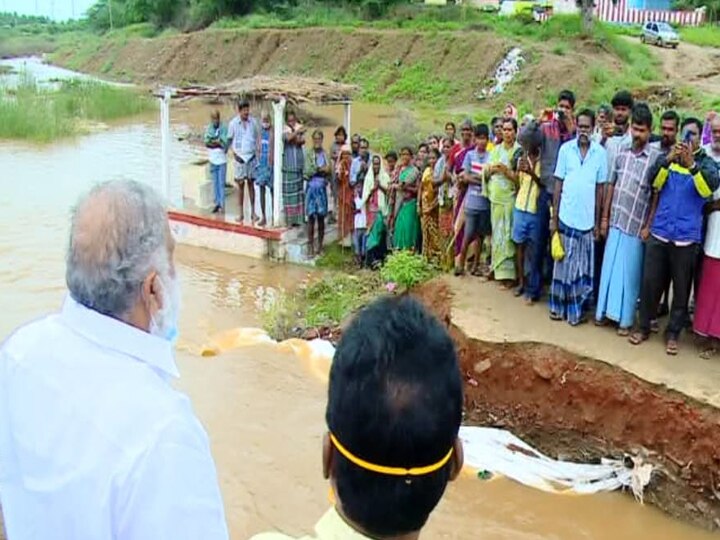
[1,0,96,20]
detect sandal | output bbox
[666,340,679,356]
[629,332,649,346]
[700,347,717,360]
[594,318,608,327]
[513,286,524,297]
[549,312,563,322]
[454,267,465,277]
[569,317,588,327]
[617,327,630,337]
[650,319,660,333]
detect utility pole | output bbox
[109,0,114,29]
[71,0,75,19]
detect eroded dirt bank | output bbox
[412,279,720,531]
[48,27,625,108]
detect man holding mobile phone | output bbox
[631,118,720,355]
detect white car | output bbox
[641,21,680,49]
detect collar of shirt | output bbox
[571,138,601,158]
[60,295,179,379]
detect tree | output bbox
[576,0,594,33]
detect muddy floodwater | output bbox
[0,59,716,539]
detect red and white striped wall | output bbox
[594,0,706,26]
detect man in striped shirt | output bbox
[596,104,660,335]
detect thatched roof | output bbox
[159,75,357,105]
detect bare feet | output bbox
[666,339,679,356]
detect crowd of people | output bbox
[207,91,720,358]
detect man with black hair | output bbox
[252,295,464,540]
[513,121,543,303]
[537,89,577,291]
[631,117,720,355]
[596,90,635,305]
[550,109,608,326]
[653,110,680,157]
[596,103,660,335]
[649,109,681,325]
[456,123,492,276]
[350,133,362,159]
[491,116,504,146]
[228,98,261,224]
[350,138,371,187]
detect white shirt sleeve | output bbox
[114,415,229,540]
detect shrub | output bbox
[380,251,436,291]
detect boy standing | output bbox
[204,110,228,214]
[353,182,367,267]
[456,124,491,276]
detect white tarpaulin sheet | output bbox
[460,426,651,500]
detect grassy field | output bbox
[0,77,153,142]
[680,25,720,48]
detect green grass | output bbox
[315,243,356,270]
[258,272,383,339]
[680,25,720,48]
[0,77,154,142]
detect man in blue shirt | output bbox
[550,109,608,325]
[631,117,720,355]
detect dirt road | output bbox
[633,36,720,94]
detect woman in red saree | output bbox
[335,145,355,242]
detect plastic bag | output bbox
[551,231,565,261]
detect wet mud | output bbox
[411,279,720,531]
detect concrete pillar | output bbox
[272,98,286,228]
[343,101,352,138]
[160,88,181,209]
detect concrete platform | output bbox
[446,276,720,409]
[172,162,340,264]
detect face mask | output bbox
[149,274,181,345]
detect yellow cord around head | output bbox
[329,433,453,477]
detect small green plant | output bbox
[552,43,568,56]
[256,273,382,340]
[380,251,436,292]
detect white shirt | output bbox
[0,296,229,540]
[354,196,367,229]
[228,115,260,162]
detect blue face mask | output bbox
[149,275,181,345]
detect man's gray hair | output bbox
[66,180,170,318]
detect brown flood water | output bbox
[0,61,715,539]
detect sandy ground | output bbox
[628,36,720,95]
[447,276,720,409]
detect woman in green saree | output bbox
[486,118,521,287]
[391,147,421,251]
[362,155,390,268]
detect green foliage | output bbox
[679,25,720,47]
[380,251,436,291]
[0,76,153,142]
[315,243,356,270]
[257,273,382,339]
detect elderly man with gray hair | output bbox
[0,180,228,540]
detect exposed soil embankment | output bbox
[412,279,720,531]
[49,28,623,108]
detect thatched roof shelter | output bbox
[157,75,357,105]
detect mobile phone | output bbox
[683,130,693,144]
